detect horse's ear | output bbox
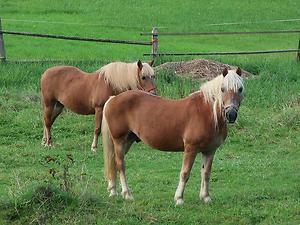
[137,60,143,70]
[148,59,154,67]
[222,68,228,77]
[236,67,242,76]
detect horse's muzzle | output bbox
[148,88,156,95]
[150,90,156,95]
[225,107,238,123]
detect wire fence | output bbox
[2,18,146,30]
[0,30,151,46]
[144,49,300,56]
[207,18,300,26]
[141,30,300,36]
[144,28,300,60]
[0,17,152,61]
[1,17,300,61]
[3,17,300,29]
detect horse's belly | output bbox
[69,106,95,115]
[61,99,95,115]
[139,132,184,152]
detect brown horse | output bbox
[102,68,244,205]
[41,60,155,151]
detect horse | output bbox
[101,67,244,205]
[41,60,156,151]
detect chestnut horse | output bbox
[41,60,155,151]
[102,68,244,205]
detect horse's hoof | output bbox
[125,194,134,201]
[203,196,212,203]
[175,198,184,206]
[122,191,134,201]
[43,143,53,148]
[200,196,212,203]
[109,189,118,197]
[91,146,97,152]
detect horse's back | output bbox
[104,91,154,134]
[105,90,163,119]
[41,66,87,83]
[41,66,88,98]
[41,66,101,114]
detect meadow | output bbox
[0,0,300,224]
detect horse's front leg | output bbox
[91,107,103,152]
[174,145,197,205]
[199,152,215,203]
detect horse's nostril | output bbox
[150,90,156,95]
[226,109,237,123]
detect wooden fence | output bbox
[143,27,300,61]
[1,17,300,61]
[0,18,157,62]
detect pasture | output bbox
[0,0,300,224]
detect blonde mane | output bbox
[200,69,244,126]
[97,62,154,92]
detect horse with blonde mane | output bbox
[41,60,155,151]
[102,67,244,205]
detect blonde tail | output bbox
[102,97,116,182]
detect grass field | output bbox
[1,0,300,61]
[0,1,300,224]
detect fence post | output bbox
[0,18,6,62]
[297,39,300,61]
[151,27,158,58]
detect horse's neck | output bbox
[193,91,226,130]
[90,72,106,91]
[95,72,124,96]
[90,72,102,83]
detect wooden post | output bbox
[151,27,158,58]
[297,39,300,61]
[0,18,6,62]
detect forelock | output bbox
[141,63,154,76]
[223,70,244,92]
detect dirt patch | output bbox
[156,59,253,80]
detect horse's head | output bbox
[137,60,157,95]
[221,67,244,123]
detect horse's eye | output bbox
[238,87,243,93]
[142,76,146,80]
[221,87,225,92]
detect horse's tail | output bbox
[102,96,116,182]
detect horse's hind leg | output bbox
[42,101,64,147]
[114,137,134,200]
[51,102,64,123]
[106,134,135,197]
[174,145,197,205]
[199,152,215,203]
[91,107,103,152]
[43,102,54,147]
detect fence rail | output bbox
[0,16,299,62]
[0,30,152,46]
[141,29,300,36]
[144,49,300,56]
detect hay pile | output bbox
[156,59,252,80]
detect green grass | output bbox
[0,0,300,224]
[1,0,300,61]
[1,59,299,225]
